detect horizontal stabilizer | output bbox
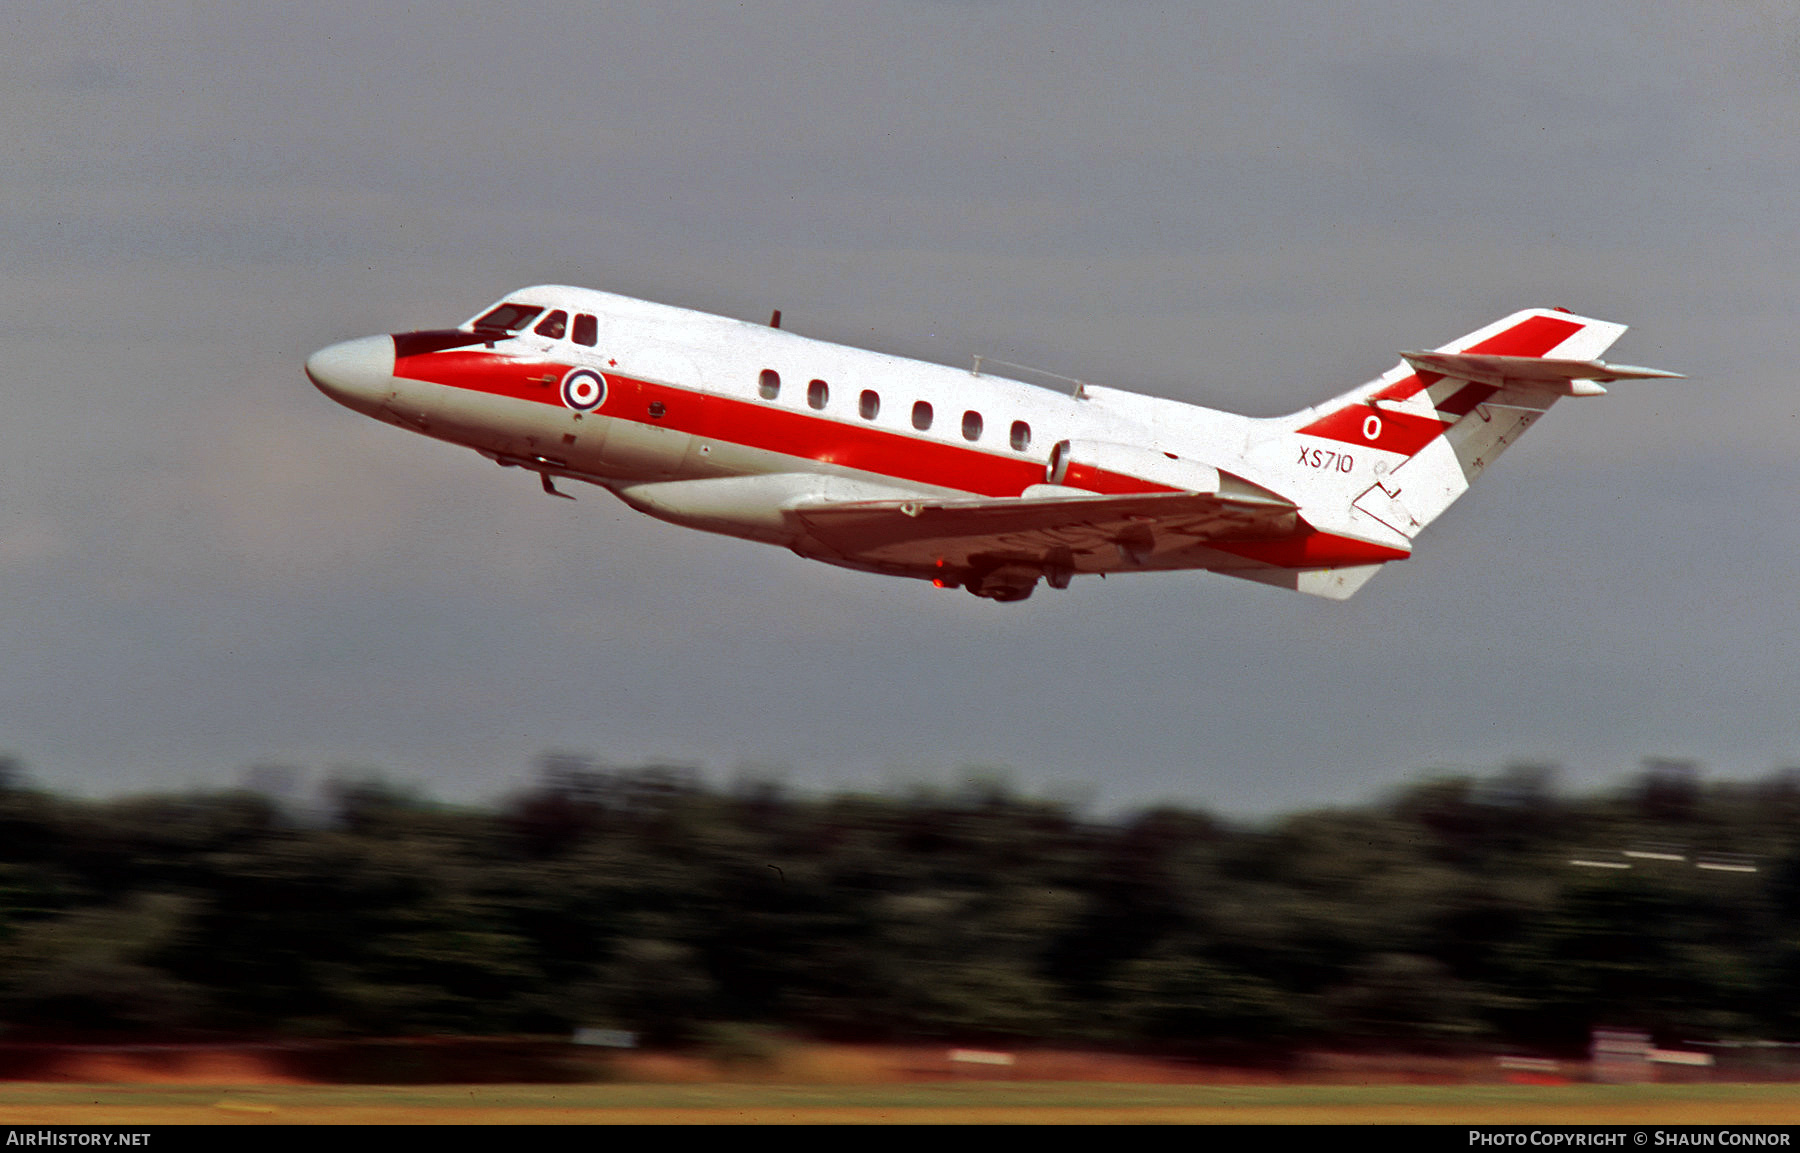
[1400,351,1684,389]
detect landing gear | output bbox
[969,581,1036,602]
[964,562,1045,602]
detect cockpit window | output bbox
[572,314,598,346]
[472,303,544,332]
[534,310,568,339]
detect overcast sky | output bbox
[2,1,1796,815]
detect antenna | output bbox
[970,354,1091,399]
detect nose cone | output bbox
[306,334,395,416]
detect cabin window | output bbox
[808,379,829,410]
[759,369,780,400]
[472,303,542,332]
[858,390,880,420]
[534,310,568,339]
[1010,420,1031,452]
[572,314,598,346]
[912,401,933,430]
[962,410,984,441]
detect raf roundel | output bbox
[560,368,607,412]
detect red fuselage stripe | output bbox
[395,348,1169,499]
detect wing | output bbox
[793,488,1301,584]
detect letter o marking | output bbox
[1362,414,1382,441]
[561,368,607,412]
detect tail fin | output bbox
[1279,308,1676,541]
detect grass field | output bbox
[3,1082,1800,1124]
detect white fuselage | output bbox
[307,286,1636,599]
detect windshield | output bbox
[471,302,544,333]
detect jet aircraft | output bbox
[306,287,1678,601]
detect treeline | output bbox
[1,756,1798,1055]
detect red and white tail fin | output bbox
[1220,308,1678,601]
[1278,308,1678,542]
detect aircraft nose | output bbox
[306,334,396,415]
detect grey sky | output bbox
[2,1,1796,814]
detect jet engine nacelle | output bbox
[1047,438,1225,494]
[614,473,926,545]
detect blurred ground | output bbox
[0,1039,1772,1085]
[3,1081,1800,1125]
[2,1042,1799,1123]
